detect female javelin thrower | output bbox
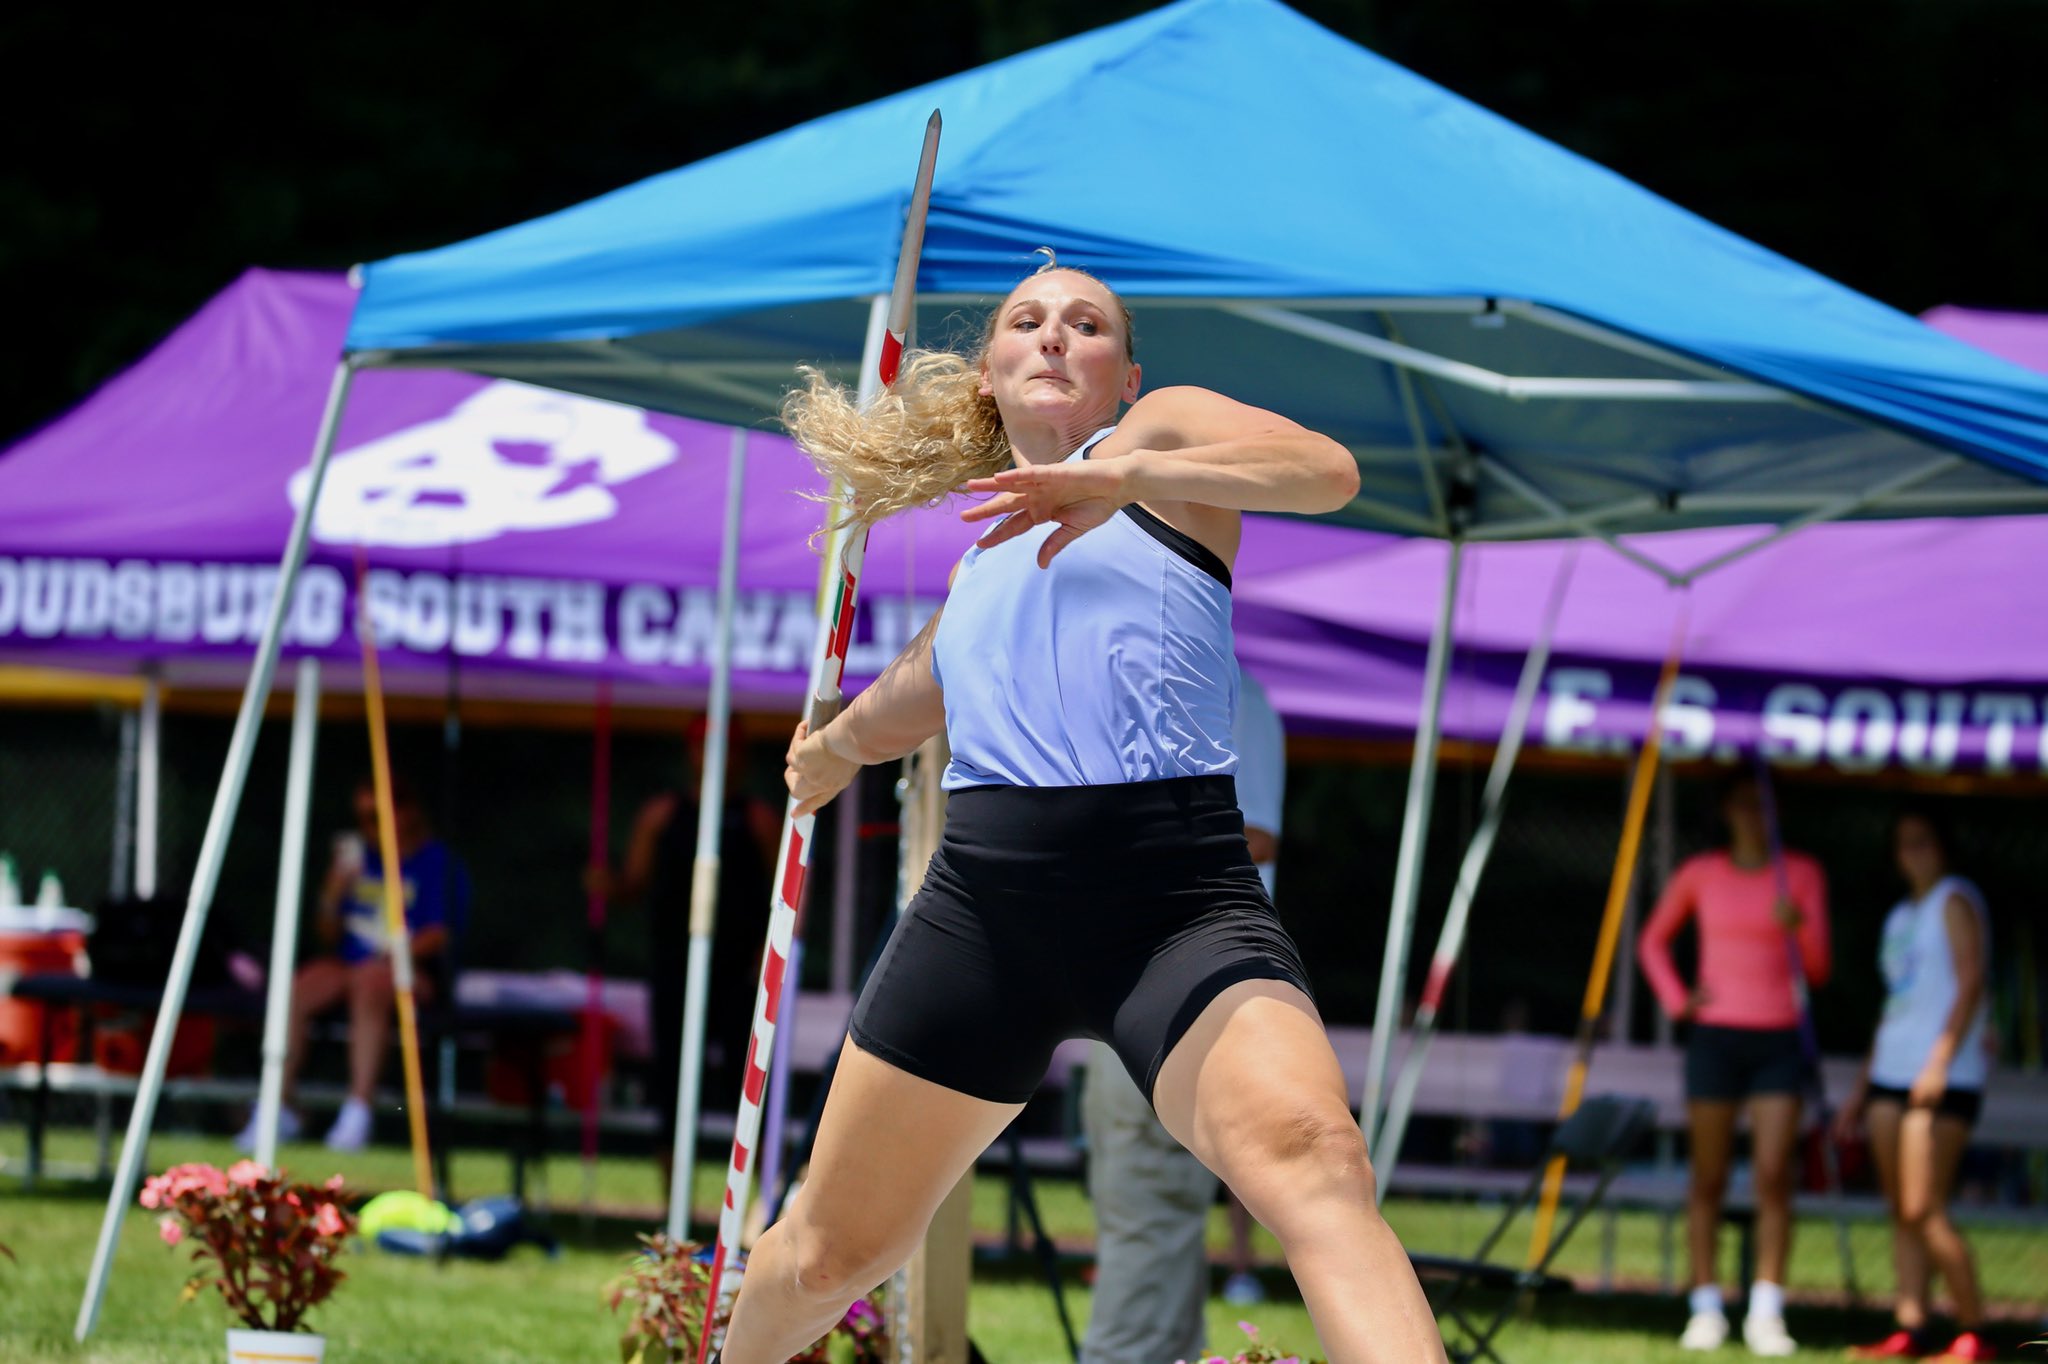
[713,261,1446,1364]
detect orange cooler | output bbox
[0,907,91,1063]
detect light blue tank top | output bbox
[932,428,1239,790]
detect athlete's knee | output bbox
[1224,1101,1375,1210]
[787,1219,904,1304]
[1689,1164,1730,1205]
[1751,1155,1795,1205]
[1896,1197,1946,1237]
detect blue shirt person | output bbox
[236,773,470,1155]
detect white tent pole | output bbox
[135,670,162,901]
[76,359,356,1343]
[667,425,749,1240]
[109,708,137,903]
[1359,538,1463,1138]
[1371,547,1576,1186]
[254,657,321,1168]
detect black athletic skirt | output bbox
[1866,1083,1984,1125]
[848,775,1314,1107]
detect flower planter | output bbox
[225,1328,325,1363]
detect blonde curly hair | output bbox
[781,254,1135,530]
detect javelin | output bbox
[698,109,941,1364]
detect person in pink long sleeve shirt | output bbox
[1636,774,1830,1357]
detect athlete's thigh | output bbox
[1864,1099,1906,1210]
[789,1040,1023,1249]
[1150,978,1348,1175]
[292,957,351,1011]
[1687,1100,1740,1184]
[1900,1114,1982,1212]
[1895,1106,1951,1221]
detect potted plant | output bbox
[140,1159,355,1363]
[605,1234,887,1364]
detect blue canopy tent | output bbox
[79,0,2048,1334]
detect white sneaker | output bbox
[1680,1309,1730,1351]
[1221,1271,1265,1305]
[323,1098,373,1152]
[1742,1313,1797,1357]
[233,1105,302,1153]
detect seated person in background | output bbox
[237,773,470,1153]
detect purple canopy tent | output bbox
[1234,513,2048,778]
[1924,305,2048,376]
[0,270,968,705]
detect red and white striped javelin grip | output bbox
[699,109,940,1364]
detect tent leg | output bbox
[667,427,749,1240]
[135,669,161,901]
[254,658,321,1168]
[1372,548,1575,1193]
[75,359,356,1343]
[109,708,137,902]
[1359,538,1463,1140]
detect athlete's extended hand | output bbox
[961,460,1135,568]
[786,719,862,818]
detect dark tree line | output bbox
[5,0,2043,443]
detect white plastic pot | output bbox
[225,1328,326,1363]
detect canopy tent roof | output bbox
[6,270,2047,774]
[345,0,2048,570]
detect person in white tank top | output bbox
[1836,808,1993,1362]
[712,263,1447,1364]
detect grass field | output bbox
[1,1128,2042,1362]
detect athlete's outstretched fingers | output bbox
[1152,980,1446,1364]
[958,491,1026,523]
[1038,523,1088,566]
[971,510,1036,551]
[720,1043,1022,1364]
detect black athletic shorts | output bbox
[848,775,1314,1107]
[1685,1024,1806,1101]
[1865,1083,1984,1125]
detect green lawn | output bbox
[2,1128,2042,1363]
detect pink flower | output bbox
[158,1217,184,1247]
[325,1174,346,1192]
[226,1159,267,1188]
[1238,1320,1260,1339]
[139,1176,165,1210]
[165,1163,227,1199]
[314,1202,346,1238]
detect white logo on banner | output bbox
[289,381,676,547]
